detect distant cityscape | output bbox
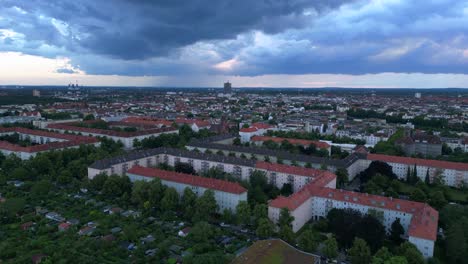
[0,83,467,263]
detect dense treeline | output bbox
[133,124,215,149]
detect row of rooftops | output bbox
[368,153,468,171]
[120,116,211,128]
[127,166,247,194]
[0,127,99,153]
[47,122,178,138]
[89,147,256,170]
[191,135,468,171]
[89,147,334,179]
[188,138,356,167]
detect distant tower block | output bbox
[224,81,232,94]
[415,92,421,99]
[32,89,41,97]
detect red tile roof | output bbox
[255,161,330,178]
[0,127,99,153]
[58,222,71,230]
[47,122,178,137]
[128,166,247,194]
[240,127,258,133]
[368,153,468,171]
[251,136,330,149]
[175,118,210,127]
[251,123,274,129]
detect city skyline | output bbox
[1,1,468,88]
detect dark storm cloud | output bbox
[1,0,467,77]
[0,0,350,60]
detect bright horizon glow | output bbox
[1,52,468,88]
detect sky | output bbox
[1,0,468,88]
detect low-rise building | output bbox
[88,147,334,192]
[268,172,438,259]
[0,127,100,159]
[47,121,178,149]
[127,166,247,212]
[365,154,468,187]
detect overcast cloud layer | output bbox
[0,0,468,80]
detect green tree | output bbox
[189,221,214,243]
[10,167,29,181]
[174,162,196,174]
[90,173,108,191]
[424,169,430,185]
[372,247,392,264]
[161,187,179,212]
[256,218,274,238]
[390,219,404,244]
[253,204,268,225]
[336,168,349,188]
[102,175,132,198]
[233,138,241,146]
[410,188,426,202]
[0,198,26,220]
[30,155,53,176]
[349,238,372,264]
[428,191,447,210]
[131,180,149,207]
[445,222,468,264]
[236,201,251,226]
[278,224,295,243]
[323,236,338,259]
[397,242,424,264]
[298,229,319,252]
[31,180,53,198]
[147,178,165,209]
[280,183,293,196]
[193,190,218,222]
[57,170,73,185]
[278,208,294,228]
[181,187,197,219]
[384,256,408,264]
[221,208,234,224]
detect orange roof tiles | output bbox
[0,127,99,153]
[128,166,247,194]
[240,127,258,133]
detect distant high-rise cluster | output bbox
[224,81,232,94]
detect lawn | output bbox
[398,182,468,203]
[232,239,318,264]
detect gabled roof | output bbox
[239,127,258,133]
[47,122,178,137]
[0,127,98,153]
[128,166,247,194]
[368,153,468,171]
